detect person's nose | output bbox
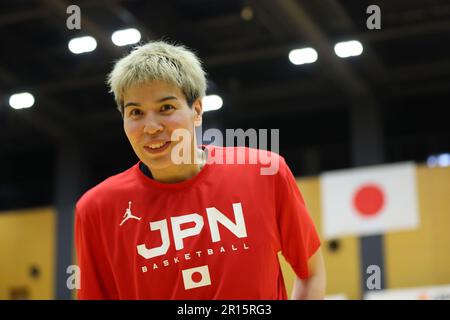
[143,112,164,135]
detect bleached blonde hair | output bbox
[107,40,207,114]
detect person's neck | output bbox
[146,147,207,183]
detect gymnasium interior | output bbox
[1,0,449,300]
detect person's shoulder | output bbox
[76,164,138,213]
[206,145,286,176]
[207,145,284,164]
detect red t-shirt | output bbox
[75,145,320,299]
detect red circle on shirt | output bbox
[353,184,385,217]
[191,271,203,283]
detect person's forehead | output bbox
[124,81,184,100]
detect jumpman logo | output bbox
[120,201,141,226]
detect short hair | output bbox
[107,40,207,114]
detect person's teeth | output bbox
[149,142,165,149]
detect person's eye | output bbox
[160,104,175,112]
[129,109,143,117]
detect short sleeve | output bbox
[275,156,321,279]
[75,203,119,299]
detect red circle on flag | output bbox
[352,184,385,217]
[191,271,203,283]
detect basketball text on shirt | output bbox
[137,202,247,259]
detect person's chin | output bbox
[143,157,173,171]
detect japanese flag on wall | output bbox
[320,162,419,239]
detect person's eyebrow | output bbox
[156,96,178,103]
[124,96,177,109]
[124,102,141,109]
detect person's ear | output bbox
[193,98,203,127]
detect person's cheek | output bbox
[124,122,141,147]
[169,112,193,131]
[163,117,182,137]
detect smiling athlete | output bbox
[74,40,326,300]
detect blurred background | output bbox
[0,0,449,300]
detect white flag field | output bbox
[320,162,420,239]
